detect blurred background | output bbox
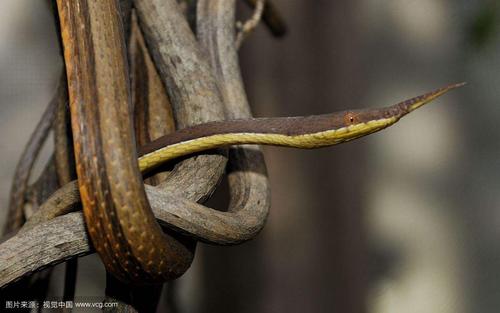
[0,0,499,312]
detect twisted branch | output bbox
[1,0,271,292]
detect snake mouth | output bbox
[330,117,399,145]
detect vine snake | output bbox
[137,83,463,173]
[55,0,463,284]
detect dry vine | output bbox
[0,0,285,311]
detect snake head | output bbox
[362,82,466,123]
[323,82,466,145]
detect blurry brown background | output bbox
[1,1,499,312]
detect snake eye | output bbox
[344,112,357,125]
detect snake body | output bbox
[54,0,463,285]
[57,0,194,284]
[137,83,463,172]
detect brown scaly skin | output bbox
[56,0,194,284]
[139,83,464,157]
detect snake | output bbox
[137,83,463,173]
[53,0,464,285]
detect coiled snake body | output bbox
[55,0,463,284]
